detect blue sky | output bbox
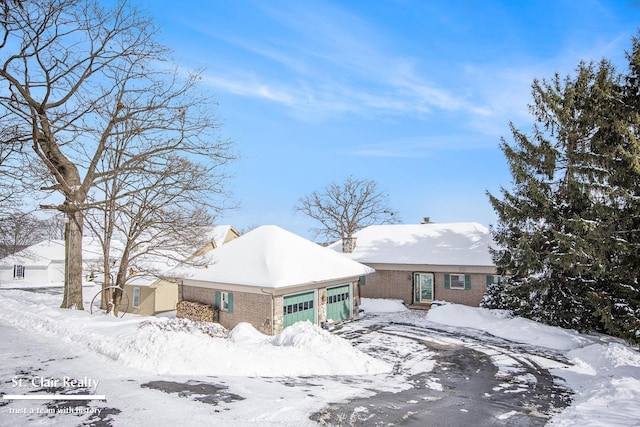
[143,0,640,240]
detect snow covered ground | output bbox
[0,284,639,426]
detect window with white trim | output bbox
[221,292,230,311]
[133,287,140,308]
[450,274,466,289]
[13,265,25,279]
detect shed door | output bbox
[283,291,316,329]
[326,284,351,322]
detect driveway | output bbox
[311,315,573,426]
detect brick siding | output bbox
[180,284,273,334]
[361,270,488,307]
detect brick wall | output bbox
[435,273,487,306]
[360,270,414,302]
[181,279,363,335]
[223,291,273,334]
[181,284,215,305]
[180,284,273,334]
[360,270,488,307]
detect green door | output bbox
[326,284,351,321]
[283,291,316,328]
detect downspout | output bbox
[260,288,275,335]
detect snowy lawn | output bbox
[0,285,639,426]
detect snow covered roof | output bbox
[207,225,238,247]
[0,238,123,267]
[126,225,239,287]
[169,225,374,288]
[328,222,495,266]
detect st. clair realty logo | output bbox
[11,376,98,390]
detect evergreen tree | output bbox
[484,35,640,343]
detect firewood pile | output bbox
[176,300,218,322]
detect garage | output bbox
[326,284,351,322]
[283,291,316,328]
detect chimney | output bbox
[342,234,357,253]
[421,217,432,224]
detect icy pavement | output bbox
[310,312,572,426]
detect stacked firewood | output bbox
[176,300,218,322]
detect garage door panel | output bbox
[326,285,351,322]
[283,291,315,328]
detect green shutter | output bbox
[464,274,472,290]
[227,293,233,313]
[444,274,450,289]
[359,275,366,286]
[214,291,221,310]
[486,275,494,287]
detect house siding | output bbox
[360,270,413,302]
[125,285,155,316]
[435,273,488,307]
[360,269,493,307]
[181,284,273,334]
[153,280,179,313]
[179,278,362,335]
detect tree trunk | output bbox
[112,287,122,317]
[112,246,131,316]
[100,234,113,310]
[60,207,84,309]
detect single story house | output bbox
[328,222,497,307]
[168,225,373,335]
[0,238,122,287]
[123,225,240,316]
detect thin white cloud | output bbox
[345,135,495,158]
[201,74,296,106]
[193,1,491,123]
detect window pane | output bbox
[451,274,465,289]
[133,288,140,307]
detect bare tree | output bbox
[40,213,65,240]
[0,0,234,309]
[296,176,399,246]
[84,152,230,315]
[0,211,47,257]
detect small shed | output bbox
[329,222,497,307]
[170,225,373,334]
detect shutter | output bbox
[444,273,450,289]
[464,274,472,290]
[214,291,221,310]
[13,265,16,278]
[359,275,366,286]
[486,275,494,287]
[227,293,234,313]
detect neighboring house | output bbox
[123,225,240,316]
[0,238,121,287]
[169,225,373,335]
[328,222,497,307]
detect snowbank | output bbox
[2,289,639,426]
[426,303,590,351]
[360,297,407,313]
[0,289,391,378]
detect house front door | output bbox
[413,272,434,304]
